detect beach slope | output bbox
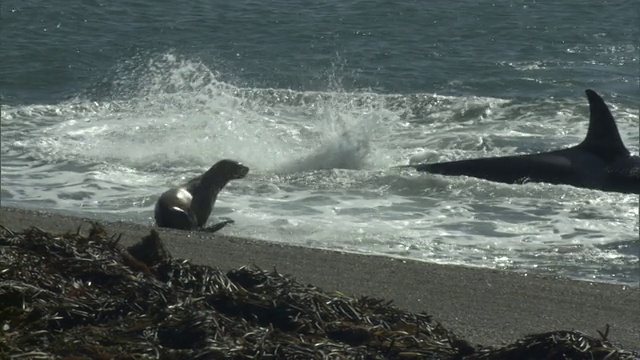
[1,206,638,351]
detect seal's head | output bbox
[213,159,249,180]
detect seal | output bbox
[154,159,249,232]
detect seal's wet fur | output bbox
[154,159,249,232]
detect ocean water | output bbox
[1,0,638,285]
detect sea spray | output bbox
[2,52,638,286]
[277,131,371,173]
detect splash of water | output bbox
[277,131,371,173]
[2,52,638,286]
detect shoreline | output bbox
[1,206,638,350]
[5,203,637,288]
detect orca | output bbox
[406,89,640,194]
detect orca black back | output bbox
[409,90,640,194]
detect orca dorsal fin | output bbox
[578,89,629,161]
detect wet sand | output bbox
[1,206,638,350]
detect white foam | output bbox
[2,53,638,285]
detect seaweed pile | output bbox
[0,224,636,359]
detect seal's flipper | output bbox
[217,216,235,223]
[579,89,629,161]
[202,219,235,233]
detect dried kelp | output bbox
[471,328,636,360]
[0,224,636,360]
